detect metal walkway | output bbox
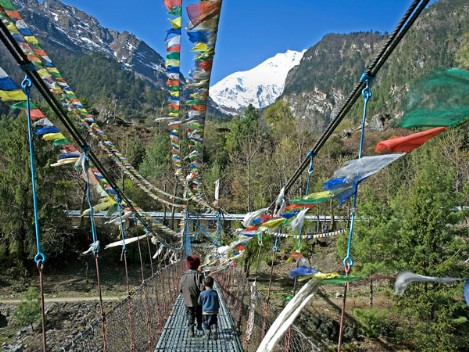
[155,284,243,351]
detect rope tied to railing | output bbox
[337,73,373,352]
[116,195,135,352]
[80,146,109,351]
[21,75,47,352]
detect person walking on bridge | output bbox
[198,275,220,340]
[179,255,205,337]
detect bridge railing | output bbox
[215,267,320,352]
[62,260,185,351]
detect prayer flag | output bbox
[0,89,26,101]
[166,52,180,60]
[168,6,182,16]
[332,154,405,185]
[187,30,210,43]
[165,27,181,40]
[164,0,182,10]
[0,0,16,11]
[167,44,181,53]
[186,1,221,28]
[290,191,334,205]
[166,35,180,48]
[375,127,448,154]
[191,42,210,52]
[169,17,182,29]
[43,132,65,141]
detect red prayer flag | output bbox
[164,0,182,10]
[285,204,315,210]
[290,252,303,260]
[375,127,447,154]
[5,10,22,19]
[186,1,221,28]
[34,49,47,56]
[166,79,180,86]
[198,60,213,71]
[168,104,180,110]
[63,145,78,153]
[190,104,207,112]
[167,44,181,52]
[30,109,46,120]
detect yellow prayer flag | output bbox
[81,197,116,215]
[170,91,180,97]
[42,133,65,141]
[191,42,210,52]
[24,36,39,45]
[165,59,180,68]
[0,90,26,101]
[47,67,60,74]
[6,23,19,33]
[36,69,50,78]
[298,272,340,282]
[169,17,182,29]
[260,217,288,230]
[304,190,334,200]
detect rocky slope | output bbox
[13,0,168,87]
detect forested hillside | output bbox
[282,0,469,130]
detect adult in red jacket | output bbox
[179,255,205,337]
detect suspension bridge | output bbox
[61,261,318,352]
[1,0,461,351]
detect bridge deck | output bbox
[155,284,243,351]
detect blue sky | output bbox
[60,1,433,85]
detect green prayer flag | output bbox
[321,275,364,285]
[52,138,70,146]
[11,101,37,109]
[166,52,180,60]
[168,6,182,16]
[0,0,16,10]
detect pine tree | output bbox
[13,287,41,332]
[389,147,469,351]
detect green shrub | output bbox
[353,308,395,338]
[13,287,41,331]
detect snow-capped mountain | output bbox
[13,0,168,87]
[209,50,306,115]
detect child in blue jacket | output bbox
[198,275,220,340]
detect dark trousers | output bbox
[202,314,218,330]
[185,306,202,327]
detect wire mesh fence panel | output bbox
[64,262,318,351]
[215,267,320,352]
[62,261,185,351]
[106,297,134,351]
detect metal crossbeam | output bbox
[65,210,345,222]
[155,284,243,352]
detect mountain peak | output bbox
[14,0,166,87]
[209,50,306,115]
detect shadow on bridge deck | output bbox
[155,284,243,351]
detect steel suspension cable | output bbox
[275,0,430,203]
